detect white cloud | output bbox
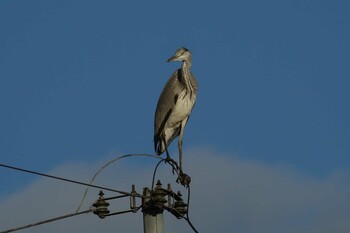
[1,149,350,233]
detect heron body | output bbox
[154,47,198,170]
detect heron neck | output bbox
[181,60,192,70]
[181,61,191,81]
[180,60,195,95]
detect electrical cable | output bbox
[105,205,142,217]
[0,163,134,196]
[184,185,199,233]
[151,159,166,190]
[0,208,93,233]
[1,153,200,233]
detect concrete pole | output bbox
[142,188,164,233]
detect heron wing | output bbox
[154,70,184,152]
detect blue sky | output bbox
[1,1,350,232]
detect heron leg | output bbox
[178,117,189,171]
[162,138,177,174]
[178,136,183,171]
[161,136,171,160]
[162,137,173,163]
[164,144,171,161]
[161,135,182,174]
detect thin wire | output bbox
[0,209,93,233]
[76,153,162,212]
[0,163,133,195]
[151,159,166,190]
[183,216,199,233]
[184,185,199,233]
[186,184,192,218]
[105,205,142,217]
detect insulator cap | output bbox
[93,191,110,219]
[172,191,187,218]
[152,180,167,207]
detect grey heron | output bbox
[154,47,198,171]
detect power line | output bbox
[0,209,93,233]
[0,163,139,197]
[1,153,200,233]
[184,185,199,233]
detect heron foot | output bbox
[165,154,172,163]
[177,171,191,188]
[165,155,176,174]
[164,155,190,187]
[165,155,182,174]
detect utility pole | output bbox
[142,187,164,233]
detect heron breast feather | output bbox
[167,92,195,127]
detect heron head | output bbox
[167,47,192,63]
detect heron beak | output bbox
[167,56,177,62]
